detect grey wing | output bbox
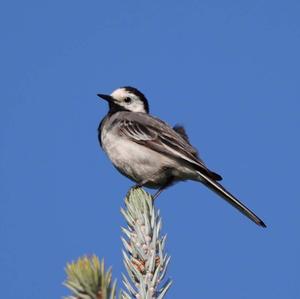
[116,113,222,181]
[173,124,199,157]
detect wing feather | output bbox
[115,113,222,180]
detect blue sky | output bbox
[1,1,300,298]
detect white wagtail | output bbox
[97,86,266,227]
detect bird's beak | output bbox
[97,94,114,103]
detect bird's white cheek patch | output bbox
[129,102,145,113]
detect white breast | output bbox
[101,125,175,187]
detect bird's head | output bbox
[97,86,149,113]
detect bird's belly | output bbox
[102,134,174,188]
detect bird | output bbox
[97,86,266,227]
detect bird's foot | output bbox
[132,183,142,190]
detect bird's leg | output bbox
[152,187,165,200]
[132,180,162,202]
[131,180,151,194]
[133,168,174,200]
[133,181,170,200]
[132,179,149,189]
[152,176,174,201]
[132,183,142,189]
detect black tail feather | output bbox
[197,171,266,228]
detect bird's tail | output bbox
[196,171,266,227]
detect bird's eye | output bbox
[124,97,132,103]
